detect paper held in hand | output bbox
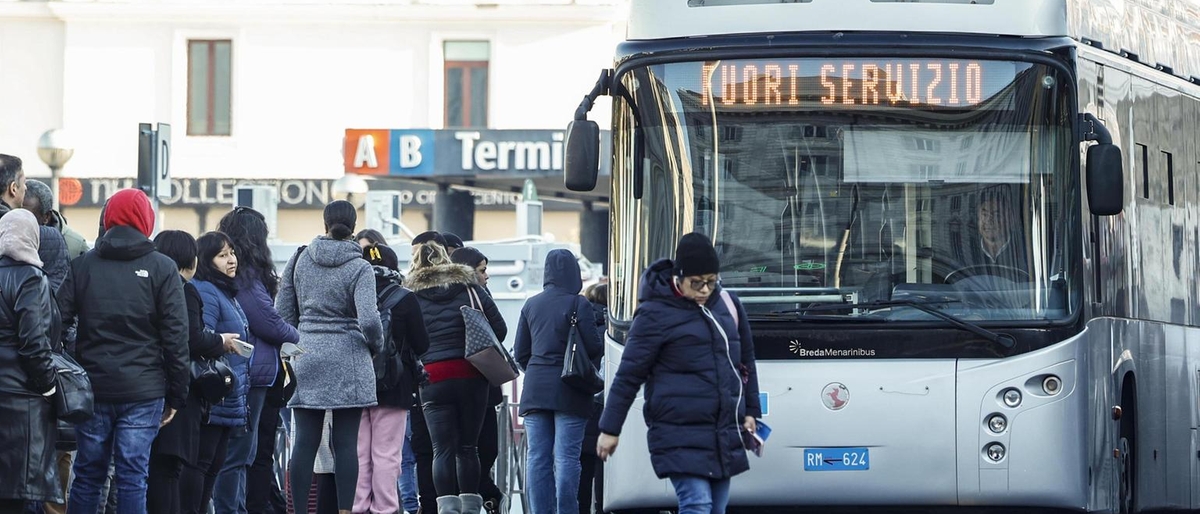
[743,420,772,458]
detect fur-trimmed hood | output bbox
[405,263,478,295]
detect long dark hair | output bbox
[449,246,487,269]
[195,231,239,295]
[356,229,387,247]
[217,207,278,296]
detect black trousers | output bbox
[314,474,338,514]
[409,396,437,513]
[579,400,604,513]
[477,403,503,502]
[147,454,185,514]
[420,377,489,496]
[577,451,603,514]
[247,402,285,514]
[0,499,26,514]
[180,424,231,514]
[289,408,361,511]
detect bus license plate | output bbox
[804,448,870,471]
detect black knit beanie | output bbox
[673,233,720,277]
[412,231,447,247]
[364,243,400,272]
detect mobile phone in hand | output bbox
[232,339,254,358]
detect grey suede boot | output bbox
[459,493,484,514]
[436,495,462,514]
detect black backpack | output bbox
[374,283,410,392]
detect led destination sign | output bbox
[699,59,1022,108]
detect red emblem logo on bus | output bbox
[822,383,850,411]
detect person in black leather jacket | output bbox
[0,209,63,512]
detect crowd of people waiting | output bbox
[0,149,762,514]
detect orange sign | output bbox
[343,129,391,176]
[59,177,83,206]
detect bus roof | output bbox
[629,0,1200,82]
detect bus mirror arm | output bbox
[1080,113,1113,145]
[1079,113,1124,216]
[565,70,613,192]
[573,69,613,122]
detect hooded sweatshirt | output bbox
[277,236,384,410]
[514,249,603,418]
[103,188,154,237]
[58,191,189,409]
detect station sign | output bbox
[343,128,611,178]
[57,177,574,211]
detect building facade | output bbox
[0,0,625,244]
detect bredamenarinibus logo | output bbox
[789,340,876,358]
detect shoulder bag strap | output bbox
[290,245,306,315]
[466,285,482,311]
[719,289,739,329]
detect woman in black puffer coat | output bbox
[406,242,506,514]
[597,233,761,514]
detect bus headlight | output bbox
[987,414,1007,434]
[985,443,1006,462]
[1042,375,1062,396]
[1002,388,1022,408]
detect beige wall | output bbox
[62,205,581,246]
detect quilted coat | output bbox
[598,258,761,480]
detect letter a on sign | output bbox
[354,135,380,169]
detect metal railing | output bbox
[496,400,530,514]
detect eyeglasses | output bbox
[683,277,719,292]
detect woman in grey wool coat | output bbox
[277,200,384,514]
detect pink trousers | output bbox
[352,406,409,514]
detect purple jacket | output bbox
[236,268,299,387]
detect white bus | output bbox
[564,0,1200,512]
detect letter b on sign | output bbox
[400,135,423,169]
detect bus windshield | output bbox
[609,57,1077,323]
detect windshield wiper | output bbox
[773,300,1015,348]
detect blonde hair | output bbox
[411,242,451,270]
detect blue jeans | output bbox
[212,387,267,514]
[66,399,165,514]
[669,475,732,514]
[523,411,588,514]
[398,416,420,513]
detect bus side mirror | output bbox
[565,120,600,191]
[1086,143,1123,216]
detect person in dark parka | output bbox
[578,282,607,514]
[449,246,504,513]
[148,231,240,514]
[597,233,761,514]
[515,249,602,514]
[0,210,62,511]
[61,189,190,514]
[406,242,506,514]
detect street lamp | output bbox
[37,129,75,211]
[331,173,370,207]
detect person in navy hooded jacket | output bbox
[515,249,603,514]
[596,233,761,514]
